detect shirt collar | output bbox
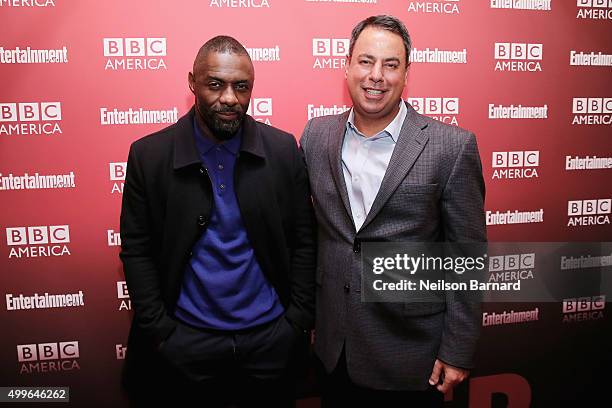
[346,99,407,143]
[193,117,242,156]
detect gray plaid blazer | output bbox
[300,102,487,391]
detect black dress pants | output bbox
[317,347,444,408]
[154,314,299,407]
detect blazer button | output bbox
[353,240,361,253]
[197,215,207,227]
[344,284,350,293]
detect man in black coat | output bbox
[119,36,316,407]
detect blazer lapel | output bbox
[327,111,354,228]
[359,102,430,232]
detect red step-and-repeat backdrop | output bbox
[1,1,611,406]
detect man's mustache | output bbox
[214,106,242,114]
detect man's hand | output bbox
[428,359,469,394]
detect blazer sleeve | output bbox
[284,132,317,332]
[119,143,177,347]
[437,132,487,369]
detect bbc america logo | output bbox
[6,225,71,258]
[408,0,461,15]
[17,341,80,374]
[491,151,539,180]
[0,0,56,6]
[0,102,61,136]
[117,281,131,311]
[406,98,460,126]
[312,38,348,69]
[103,38,167,70]
[567,198,611,227]
[494,43,543,72]
[109,162,126,194]
[572,97,612,125]
[562,295,605,323]
[247,98,273,125]
[576,0,612,20]
[488,253,535,283]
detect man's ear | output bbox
[345,55,350,79]
[188,72,195,93]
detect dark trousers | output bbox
[317,347,444,408]
[153,314,298,407]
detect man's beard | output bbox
[200,104,244,141]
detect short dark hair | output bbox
[349,15,412,66]
[193,35,250,69]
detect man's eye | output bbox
[385,63,398,69]
[235,84,248,90]
[360,60,371,65]
[209,82,220,88]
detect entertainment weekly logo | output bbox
[567,198,611,227]
[572,97,612,125]
[488,253,535,283]
[407,0,461,14]
[103,38,167,70]
[307,103,350,120]
[494,43,543,72]
[410,47,467,64]
[488,103,548,119]
[17,341,80,374]
[486,208,544,226]
[5,225,71,259]
[570,50,612,67]
[247,98,273,125]
[109,162,126,194]
[107,229,120,247]
[562,295,605,323]
[566,155,612,171]
[576,0,612,20]
[491,151,539,180]
[0,46,67,64]
[0,171,75,191]
[6,290,85,311]
[0,0,56,6]
[312,38,348,69]
[0,102,61,136]
[245,45,280,62]
[482,307,539,327]
[116,344,127,360]
[117,281,131,311]
[100,107,178,126]
[490,0,552,11]
[209,0,270,7]
[406,97,460,126]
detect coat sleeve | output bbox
[284,131,317,332]
[119,143,177,347]
[437,132,487,369]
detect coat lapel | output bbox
[359,102,430,232]
[327,111,354,228]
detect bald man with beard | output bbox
[119,36,315,407]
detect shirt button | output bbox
[197,215,207,226]
[220,184,225,190]
[218,164,224,170]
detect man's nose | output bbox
[219,86,238,106]
[368,61,383,83]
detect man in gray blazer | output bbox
[300,15,486,407]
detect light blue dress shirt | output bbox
[342,100,408,231]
